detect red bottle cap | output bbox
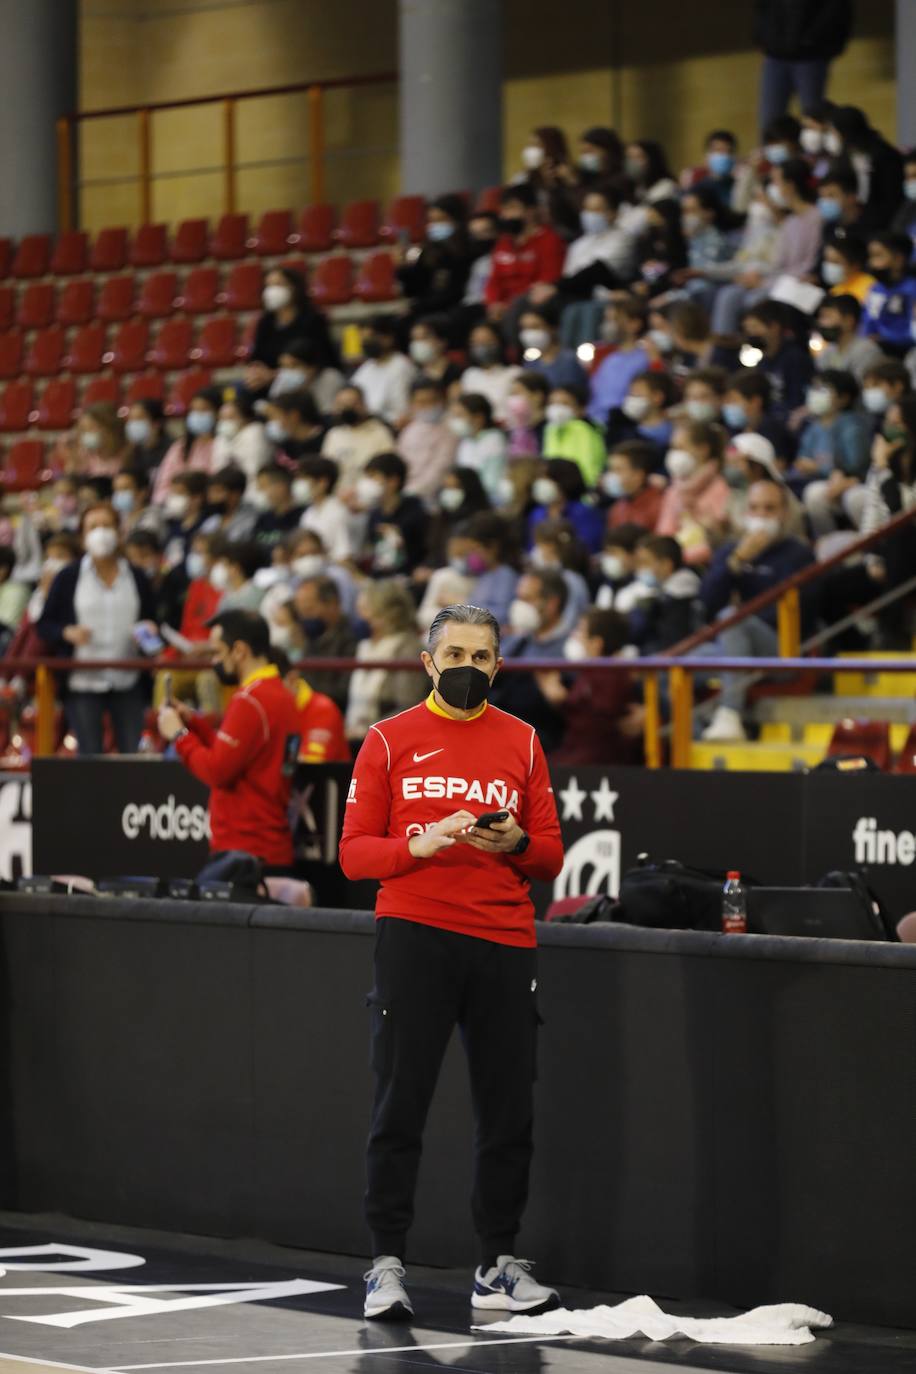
[726,870,741,879]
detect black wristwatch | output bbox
[511,831,531,856]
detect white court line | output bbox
[112,1333,584,1369]
[0,1352,118,1374]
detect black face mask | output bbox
[213,659,238,686]
[337,407,361,427]
[498,216,525,237]
[362,338,384,359]
[818,324,840,343]
[208,499,227,516]
[434,662,492,711]
[871,267,896,286]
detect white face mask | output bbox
[647,327,673,353]
[409,339,437,366]
[356,475,385,508]
[665,448,698,481]
[530,545,558,569]
[746,199,775,227]
[493,477,515,507]
[824,130,843,157]
[766,182,788,209]
[269,624,294,650]
[521,144,544,170]
[292,553,326,580]
[563,635,588,662]
[209,561,231,591]
[81,430,102,451]
[520,327,551,353]
[216,417,241,440]
[266,418,288,444]
[622,394,650,421]
[685,399,718,423]
[263,284,292,312]
[292,478,313,507]
[43,556,68,580]
[600,552,626,581]
[744,514,781,538]
[821,260,846,286]
[439,487,465,512]
[545,403,575,427]
[447,415,472,439]
[250,489,272,512]
[186,551,208,581]
[271,368,308,396]
[532,476,562,505]
[165,492,189,519]
[126,417,151,445]
[85,526,118,559]
[863,386,889,415]
[508,598,541,634]
[806,387,833,416]
[800,127,823,155]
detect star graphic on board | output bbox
[558,776,588,822]
[590,777,619,823]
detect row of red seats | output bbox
[0,317,252,381]
[0,188,502,282]
[827,719,916,773]
[0,251,399,333]
[0,367,208,431]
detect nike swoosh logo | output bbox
[412,749,444,764]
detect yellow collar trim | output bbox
[425,690,487,721]
[295,679,313,711]
[241,664,280,688]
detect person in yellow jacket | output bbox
[541,383,606,487]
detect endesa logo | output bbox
[122,795,209,842]
[401,775,520,810]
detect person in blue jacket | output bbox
[794,369,871,534]
[861,233,916,357]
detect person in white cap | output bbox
[726,432,807,538]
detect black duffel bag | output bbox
[618,858,751,932]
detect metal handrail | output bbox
[56,70,398,231]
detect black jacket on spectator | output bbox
[754,341,813,418]
[753,0,852,60]
[250,305,338,372]
[701,536,817,631]
[37,559,157,655]
[367,495,429,575]
[301,619,359,713]
[397,241,473,317]
[628,572,704,654]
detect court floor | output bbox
[0,1212,912,1374]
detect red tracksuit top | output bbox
[177,666,300,865]
[339,695,564,947]
[484,226,566,306]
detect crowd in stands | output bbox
[3,97,916,757]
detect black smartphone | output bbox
[163,672,174,706]
[475,809,510,830]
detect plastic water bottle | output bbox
[722,871,747,934]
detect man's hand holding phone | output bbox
[457,810,525,854]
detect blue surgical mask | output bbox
[707,151,734,177]
[636,568,659,589]
[112,489,135,514]
[817,197,843,223]
[723,401,748,430]
[427,221,454,242]
[602,472,625,500]
[186,410,215,437]
[266,418,288,444]
[765,143,789,165]
[580,209,610,235]
[126,418,151,446]
[821,260,846,286]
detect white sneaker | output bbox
[701,706,747,742]
[363,1256,413,1321]
[471,1255,559,1312]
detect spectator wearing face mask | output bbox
[655,421,733,565]
[683,366,728,424]
[490,568,569,750]
[741,301,814,416]
[724,432,807,539]
[890,152,916,255]
[540,186,638,348]
[245,266,337,397]
[460,210,500,314]
[161,470,210,570]
[859,360,912,425]
[414,538,475,636]
[618,141,679,237]
[530,518,592,636]
[209,540,265,612]
[450,511,519,625]
[156,531,221,679]
[754,1,851,131]
[397,378,460,501]
[485,184,565,323]
[448,393,508,503]
[345,580,425,741]
[826,106,904,230]
[514,124,581,237]
[291,574,358,713]
[297,455,355,564]
[796,370,871,536]
[683,130,755,215]
[351,316,417,428]
[594,523,642,610]
[397,196,473,326]
[203,466,258,544]
[4,532,79,667]
[603,441,666,531]
[459,323,522,425]
[607,371,676,456]
[407,316,463,388]
[518,302,587,392]
[211,390,272,492]
[707,192,782,338]
[38,503,158,755]
[265,389,326,464]
[723,368,795,459]
[819,237,877,307]
[283,528,356,618]
[575,126,625,185]
[153,387,221,503]
[861,233,916,358]
[698,479,816,741]
[626,534,704,654]
[251,465,304,552]
[527,457,605,553]
[321,385,394,496]
[420,469,491,574]
[110,466,162,541]
[538,608,642,766]
[816,165,869,235]
[587,299,651,425]
[358,452,428,576]
[674,186,735,310]
[125,398,170,481]
[58,402,128,480]
[631,199,688,297]
[542,384,608,489]
[503,373,548,458]
[268,338,346,416]
[763,158,824,284]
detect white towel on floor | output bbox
[472,1295,833,1345]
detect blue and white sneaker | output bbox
[363,1256,414,1321]
[471,1255,559,1312]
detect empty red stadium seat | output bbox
[11,235,52,279]
[380,195,426,244]
[210,213,249,260]
[238,315,258,359]
[107,319,150,373]
[250,209,293,256]
[310,255,354,306]
[90,226,129,273]
[3,440,46,490]
[66,322,106,374]
[0,240,12,279]
[17,283,55,330]
[178,265,220,314]
[168,367,213,414]
[475,185,503,214]
[0,334,23,380]
[291,204,336,253]
[97,274,135,323]
[149,317,193,370]
[137,270,179,318]
[130,223,168,268]
[220,262,261,311]
[0,287,13,331]
[35,377,76,430]
[123,371,165,408]
[0,381,35,432]
[893,723,916,774]
[50,230,89,276]
[56,278,94,327]
[333,199,380,249]
[354,251,399,303]
[170,218,209,264]
[827,719,892,771]
[82,375,121,408]
[25,326,64,377]
[192,316,240,367]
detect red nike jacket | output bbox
[339,695,564,947]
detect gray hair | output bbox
[427,604,500,655]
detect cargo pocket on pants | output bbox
[365,991,392,1077]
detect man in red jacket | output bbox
[485,184,565,321]
[158,609,300,875]
[340,603,564,1323]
